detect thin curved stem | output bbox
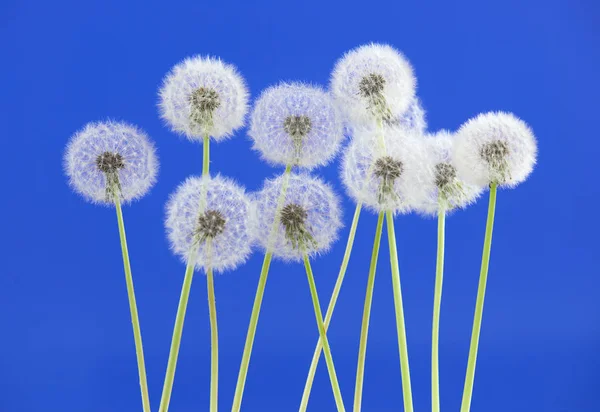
[159,133,212,412]
[231,164,293,412]
[386,211,414,412]
[460,183,497,412]
[114,197,151,412]
[303,254,346,412]
[432,207,446,412]
[354,211,385,412]
[299,203,362,411]
[207,266,218,412]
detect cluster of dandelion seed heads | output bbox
[252,173,342,262]
[249,83,344,169]
[341,126,428,214]
[331,43,416,126]
[165,175,253,273]
[64,121,158,205]
[159,56,249,141]
[453,112,538,188]
[417,130,483,216]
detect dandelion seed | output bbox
[249,83,344,169]
[165,175,253,273]
[252,173,342,261]
[331,43,416,126]
[159,56,249,141]
[416,130,483,216]
[453,112,538,188]
[64,121,158,205]
[341,126,427,214]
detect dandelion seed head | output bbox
[249,82,344,169]
[64,121,158,206]
[331,43,416,127]
[252,173,342,262]
[453,112,537,188]
[416,130,483,216]
[165,175,253,273]
[159,56,249,141]
[341,126,427,214]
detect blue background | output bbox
[1,0,598,411]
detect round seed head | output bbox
[331,43,416,127]
[416,130,483,216]
[252,173,342,262]
[453,112,537,188]
[165,175,253,273]
[159,55,249,141]
[249,82,344,169]
[64,121,158,205]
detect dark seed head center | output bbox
[96,151,125,174]
[283,115,312,137]
[197,209,226,240]
[480,140,509,164]
[435,163,456,189]
[359,73,386,98]
[280,203,307,230]
[374,156,403,181]
[189,87,221,113]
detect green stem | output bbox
[299,203,362,411]
[386,210,414,412]
[432,207,446,412]
[207,266,218,412]
[203,133,210,176]
[114,197,151,412]
[460,183,497,412]
[231,164,292,412]
[354,211,385,412]
[159,253,197,412]
[303,254,346,412]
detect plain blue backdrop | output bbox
[1,0,599,411]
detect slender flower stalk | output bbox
[231,164,292,412]
[114,196,151,412]
[160,134,217,411]
[460,183,497,412]
[299,203,362,411]
[303,254,346,412]
[206,242,218,412]
[354,211,385,412]
[386,211,414,412]
[431,205,445,412]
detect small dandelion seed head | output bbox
[159,55,249,142]
[415,130,483,216]
[64,121,159,206]
[341,126,428,214]
[249,82,344,169]
[252,173,342,262]
[453,112,538,188]
[331,43,416,127]
[165,175,253,273]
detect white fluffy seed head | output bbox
[159,56,249,142]
[416,130,484,216]
[165,175,253,273]
[248,82,344,169]
[331,43,416,127]
[341,126,428,215]
[252,173,342,262]
[64,121,158,206]
[453,112,538,188]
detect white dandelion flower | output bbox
[165,175,253,273]
[249,82,344,169]
[64,121,158,205]
[416,130,484,216]
[453,112,538,188]
[331,43,416,126]
[159,56,249,142]
[253,173,342,262]
[341,126,427,214]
